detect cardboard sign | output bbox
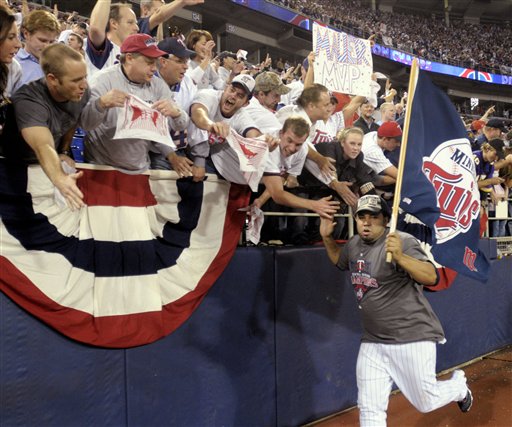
[313,22,372,97]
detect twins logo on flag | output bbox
[422,140,480,243]
[0,160,250,348]
[399,67,490,283]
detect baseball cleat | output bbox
[457,389,473,413]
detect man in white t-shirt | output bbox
[244,71,290,134]
[312,94,345,144]
[362,121,402,186]
[257,116,340,219]
[275,83,337,186]
[188,74,283,183]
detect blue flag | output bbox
[399,69,490,282]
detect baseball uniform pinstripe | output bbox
[357,342,468,426]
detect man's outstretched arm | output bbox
[319,216,342,265]
[21,126,84,210]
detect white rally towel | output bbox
[113,94,175,147]
[224,130,269,192]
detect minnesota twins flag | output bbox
[399,68,490,283]
[0,160,250,348]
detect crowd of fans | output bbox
[271,0,512,75]
[0,0,511,245]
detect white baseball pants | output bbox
[356,341,468,427]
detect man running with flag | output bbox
[320,194,473,426]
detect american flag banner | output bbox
[0,160,250,348]
[398,67,490,286]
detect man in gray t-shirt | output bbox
[320,195,473,426]
[0,44,121,211]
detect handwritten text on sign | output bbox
[313,22,372,97]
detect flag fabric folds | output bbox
[0,160,250,348]
[399,69,490,284]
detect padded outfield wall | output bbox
[1,245,511,427]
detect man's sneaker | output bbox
[457,389,473,413]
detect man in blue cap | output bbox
[474,117,506,149]
[149,37,198,171]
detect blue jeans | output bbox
[491,201,512,237]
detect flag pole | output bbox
[386,58,420,262]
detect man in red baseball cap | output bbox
[119,34,168,83]
[361,121,402,185]
[82,33,190,175]
[120,33,167,58]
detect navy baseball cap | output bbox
[488,138,505,159]
[158,37,195,59]
[486,118,506,131]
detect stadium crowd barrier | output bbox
[1,240,511,426]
